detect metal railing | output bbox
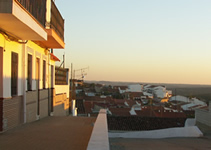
[51,0,64,41]
[16,0,46,27]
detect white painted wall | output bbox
[127,84,142,92]
[0,33,53,98]
[170,95,190,102]
[129,107,137,115]
[55,85,69,98]
[154,89,166,98]
[109,126,203,139]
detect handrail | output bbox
[15,0,46,27]
[51,0,64,41]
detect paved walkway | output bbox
[0,116,96,150]
[110,136,211,150]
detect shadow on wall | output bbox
[53,91,69,116]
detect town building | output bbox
[0,0,69,132]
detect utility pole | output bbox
[70,63,73,114]
[70,66,89,116]
[63,54,65,68]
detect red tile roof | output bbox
[113,86,128,90]
[107,116,186,131]
[84,101,93,114]
[109,108,131,116]
[153,110,186,118]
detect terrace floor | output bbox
[0,116,96,150]
[110,136,211,150]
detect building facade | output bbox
[0,0,68,132]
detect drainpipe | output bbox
[22,44,26,123]
[48,49,50,116]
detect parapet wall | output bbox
[87,109,109,150]
[195,109,211,127]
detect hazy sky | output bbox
[54,0,211,85]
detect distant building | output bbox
[143,84,171,99]
[113,86,128,94]
[126,84,143,92]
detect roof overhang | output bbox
[39,29,65,49]
[50,53,60,62]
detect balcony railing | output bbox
[51,0,64,41]
[16,0,46,27]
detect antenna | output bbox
[74,66,89,81]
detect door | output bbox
[36,58,40,117]
[11,52,18,96]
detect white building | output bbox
[126,84,143,92]
[170,95,207,111]
[143,84,171,99]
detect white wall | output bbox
[55,85,69,98]
[154,89,166,98]
[109,126,203,139]
[0,33,52,98]
[127,84,142,92]
[170,95,190,102]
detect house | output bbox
[169,95,190,103]
[113,86,128,94]
[170,96,207,111]
[95,84,103,93]
[0,0,68,132]
[123,92,144,100]
[153,89,167,98]
[126,84,143,92]
[143,84,171,99]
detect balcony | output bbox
[0,0,47,40]
[40,0,65,49]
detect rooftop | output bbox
[109,136,211,150]
[0,116,96,150]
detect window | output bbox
[11,52,18,96]
[43,60,46,89]
[27,54,32,91]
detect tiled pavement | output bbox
[0,116,96,150]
